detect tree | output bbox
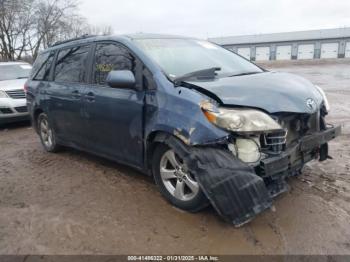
[29,0,83,58]
[0,0,113,61]
[0,0,35,60]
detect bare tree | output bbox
[0,0,113,61]
[0,0,35,60]
[29,0,82,58]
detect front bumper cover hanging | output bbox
[164,136,272,226]
[162,124,341,226]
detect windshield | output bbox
[134,38,263,79]
[0,64,32,81]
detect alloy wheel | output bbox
[40,118,53,148]
[159,149,199,201]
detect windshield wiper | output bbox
[228,71,262,77]
[173,67,221,86]
[16,76,28,79]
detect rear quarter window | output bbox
[31,52,48,79]
[32,52,55,81]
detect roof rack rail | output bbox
[50,34,97,47]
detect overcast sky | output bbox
[79,0,350,38]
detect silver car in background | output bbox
[0,62,32,125]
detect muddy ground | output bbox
[0,59,349,255]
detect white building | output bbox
[209,27,350,61]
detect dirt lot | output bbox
[0,59,350,255]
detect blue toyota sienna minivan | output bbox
[26,34,341,225]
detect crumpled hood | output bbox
[189,72,323,113]
[0,79,27,91]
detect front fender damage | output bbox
[163,135,272,226]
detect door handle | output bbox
[85,92,95,102]
[71,90,81,99]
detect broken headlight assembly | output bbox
[201,100,284,163]
[200,100,282,133]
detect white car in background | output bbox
[0,62,32,125]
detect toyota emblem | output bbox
[306,98,316,111]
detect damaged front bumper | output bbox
[234,124,341,225]
[259,125,341,177]
[255,124,341,199]
[165,125,341,226]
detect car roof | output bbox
[124,33,192,40]
[0,61,30,66]
[42,33,194,53]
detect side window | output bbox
[31,52,48,79]
[33,52,55,81]
[93,43,135,86]
[54,45,90,83]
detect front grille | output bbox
[0,108,13,114]
[260,129,287,154]
[5,89,26,99]
[15,106,28,113]
[271,112,320,146]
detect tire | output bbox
[37,113,60,152]
[152,143,209,212]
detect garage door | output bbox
[276,45,292,60]
[237,47,251,60]
[298,44,314,59]
[255,47,270,61]
[321,43,339,59]
[345,42,350,58]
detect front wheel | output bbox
[152,143,209,212]
[37,113,60,152]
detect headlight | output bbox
[315,85,330,112]
[0,91,8,98]
[201,101,282,133]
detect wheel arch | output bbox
[145,131,175,175]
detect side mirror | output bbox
[106,70,136,89]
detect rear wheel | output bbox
[152,143,209,212]
[37,113,60,152]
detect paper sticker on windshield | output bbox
[196,41,218,49]
[20,65,32,69]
